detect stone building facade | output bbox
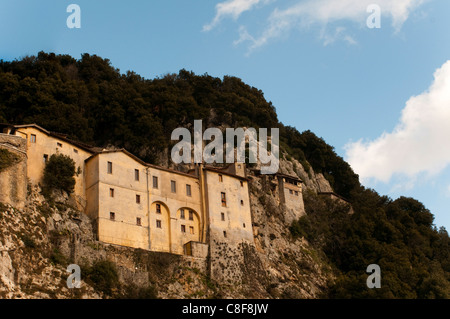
[0,124,307,263]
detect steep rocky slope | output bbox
[0,158,334,299]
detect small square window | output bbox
[289,189,293,195]
[156,220,162,228]
[43,154,49,164]
[136,194,141,204]
[74,149,78,154]
[110,212,115,221]
[295,191,299,196]
[30,134,36,143]
[136,217,141,226]
[57,142,63,148]
[181,225,186,233]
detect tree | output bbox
[42,153,76,195]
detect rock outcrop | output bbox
[0,158,334,299]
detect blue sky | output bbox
[1,0,450,229]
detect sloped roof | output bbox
[12,124,100,154]
[86,148,199,179]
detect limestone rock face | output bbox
[0,154,335,299]
[279,156,333,193]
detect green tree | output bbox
[42,153,76,195]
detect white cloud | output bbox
[320,26,357,46]
[203,0,269,32]
[210,0,427,51]
[345,60,450,185]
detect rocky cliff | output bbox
[0,157,334,299]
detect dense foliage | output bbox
[291,191,450,298]
[42,153,76,195]
[1,52,448,298]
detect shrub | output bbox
[84,260,119,296]
[50,248,67,265]
[21,234,36,249]
[42,154,76,195]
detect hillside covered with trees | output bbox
[0,52,449,298]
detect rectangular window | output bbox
[43,154,49,164]
[240,200,244,206]
[57,142,63,148]
[74,149,78,154]
[136,194,141,204]
[219,174,223,182]
[181,225,186,233]
[223,231,227,238]
[136,217,141,226]
[153,176,158,189]
[156,220,161,228]
[295,191,299,196]
[110,212,115,221]
[189,211,194,221]
[240,181,244,187]
[180,209,185,220]
[107,161,113,174]
[110,188,114,198]
[30,134,36,143]
[135,169,140,181]
[186,184,191,197]
[221,192,227,207]
[156,204,161,214]
[171,180,176,193]
[189,226,194,235]
[221,213,225,221]
[289,189,293,195]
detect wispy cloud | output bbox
[203,0,270,32]
[206,0,427,52]
[345,60,450,186]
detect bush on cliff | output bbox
[42,153,76,195]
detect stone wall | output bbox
[0,134,27,209]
